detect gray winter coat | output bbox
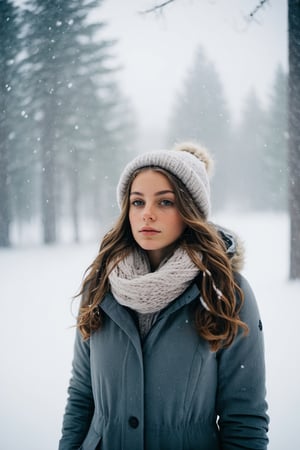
[59,273,269,450]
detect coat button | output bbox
[128,416,139,428]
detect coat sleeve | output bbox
[216,273,269,450]
[58,329,94,450]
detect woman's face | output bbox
[129,169,186,270]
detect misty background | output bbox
[0,0,288,245]
[1,1,299,449]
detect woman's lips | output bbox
[139,227,161,235]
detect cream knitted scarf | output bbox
[108,247,200,314]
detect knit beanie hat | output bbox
[117,142,214,219]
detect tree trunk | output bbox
[0,80,10,246]
[41,96,57,244]
[41,146,56,244]
[288,0,300,279]
[70,148,80,243]
[0,127,10,247]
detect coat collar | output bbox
[156,282,200,320]
[99,282,200,353]
[100,291,142,358]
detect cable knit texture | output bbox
[136,312,160,340]
[108,247,200,315]
[117,142,212,218]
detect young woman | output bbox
[59,142,269,450]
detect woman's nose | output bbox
[143,206,156,221]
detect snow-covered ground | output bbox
[0,212,299,449]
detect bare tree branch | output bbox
[140,0,270,22]
[139,0,176,14]
[249,0,270,18]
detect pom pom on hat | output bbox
[117,141,213,218]
[173,141,214,175]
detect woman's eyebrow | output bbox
[155,190,175,196]
[130,191,143,196]
[130,190,175,196]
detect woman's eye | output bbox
[160,199,174,206]
[131,199,144,206]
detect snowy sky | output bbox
[98,0,288,145]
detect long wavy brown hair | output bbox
[77,167,248,351]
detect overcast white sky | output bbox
[98,0,288,147]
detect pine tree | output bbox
[0,0,23,246]
[232,89,267,210]
[263,65,288,210]
[166,46,232,210]
[288,0,300,279]
[22,0,77,243]
[21,0,136,242]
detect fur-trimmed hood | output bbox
[214,224,245,272]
